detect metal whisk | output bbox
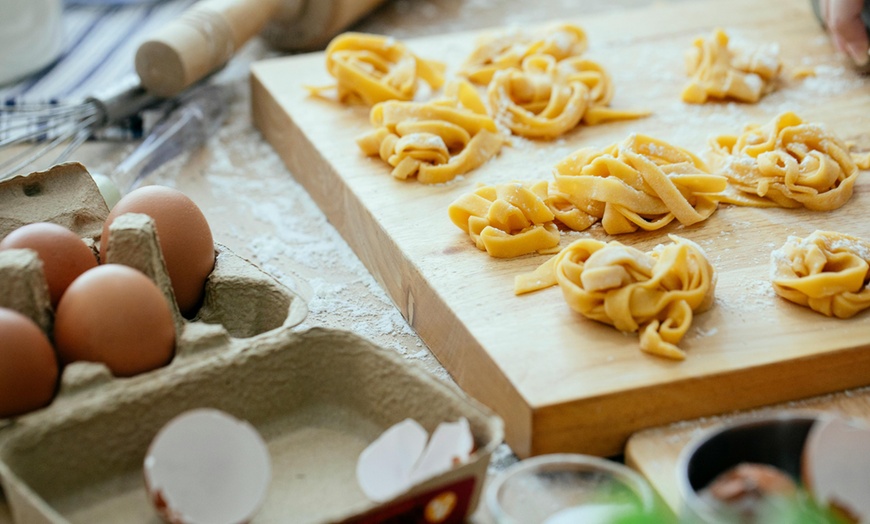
[0,76,163,181]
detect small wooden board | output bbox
[625,387,870,514]
[251,0,870,458]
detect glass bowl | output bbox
[485,453,657,523]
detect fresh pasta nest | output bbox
[447,134,729,258]
[357,81,504,184]
[682,28,781,104]
[771,230,870,319]
[551,134,727,235]
[487,55,650,139]
[460,23,588,85]
[308,32,446,106]
[515,235,716,360]
[448,181,560,258]
[710,112,860,211]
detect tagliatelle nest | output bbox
[710,112,862,211]
[771,230,870,319]
[308,32,446,106]
[516,235,716,360]
[356,81,504,184]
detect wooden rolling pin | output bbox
[135,0,386,97]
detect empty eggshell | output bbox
[0,222,98,307]
[802,416,870,523]
[0,307,59,417]
[408,417,474,485]
[54,264,175,377]
[144,408,271,524]
[357,418,429,503]
[357,418,474,503]
[101,186,215,318]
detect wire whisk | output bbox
[0,76,162,181]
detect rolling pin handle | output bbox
[135,0,290,97]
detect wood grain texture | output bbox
[251,0,870,458]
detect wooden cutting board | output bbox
[624,386,870,514]
[250,0,870,458]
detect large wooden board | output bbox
[251,0,870,458]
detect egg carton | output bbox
[0,162,309,404]
[0,164,503,523]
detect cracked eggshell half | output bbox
[802,415,870,523]
[144,408,271,524]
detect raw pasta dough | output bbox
[460,24,588,85]
[460,23,647,139]
[771,230,870,319]
[682,28,781,104]
[551,134,727,234]
[487,55,650,139]
[515,235,716,360]
[448,181,560,258]
[710,112,860,210]
[308,33,446,106]
[357,81,504,184]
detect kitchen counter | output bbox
[2,0,868,521]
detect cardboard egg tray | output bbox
[0,164,504,523]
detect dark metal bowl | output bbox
[677,412,821,523]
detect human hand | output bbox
[820,0,869,66]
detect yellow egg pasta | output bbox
[551,134,727,234]
[710,112,860,210]
[487,55,650,139]
[515,235,716,360]
[448,180,560,258]
[771,230,870,319]
[357,81,504,184]
[460,24,588,85]
[308,32,446,106]
[682,28,781,104]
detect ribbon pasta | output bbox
[515,235,717,360]
[357,81,504,184]
[460,24,588,85]
[308,33,446,106]
[487,55,650,139]
[682,28,781,104]
[771,231,870,319]
[551,134,727,234]
[710,112,860,210]
[448,181,560,258]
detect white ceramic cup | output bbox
[0,0,64,86]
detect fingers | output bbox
[822,0,833,29]
[824,0,869,65]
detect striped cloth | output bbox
[0,0,198,141]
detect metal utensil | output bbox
[0,76,163,181]
[112,82,232,193]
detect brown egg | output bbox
[54,264,176,377]
[0,307,59,417]
[0,222,98,307]
[101,186,214,317]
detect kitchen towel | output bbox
[0,0,197,140]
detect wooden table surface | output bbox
[2,0,867,522]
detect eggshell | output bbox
[101,186,215,318]
[143,409,272,524]
[54,264,176,377]
[0,222,98,307]
[357,418,429,503]
[802,416,870,523]
[357,418,474,503]
[0,307,59,417]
